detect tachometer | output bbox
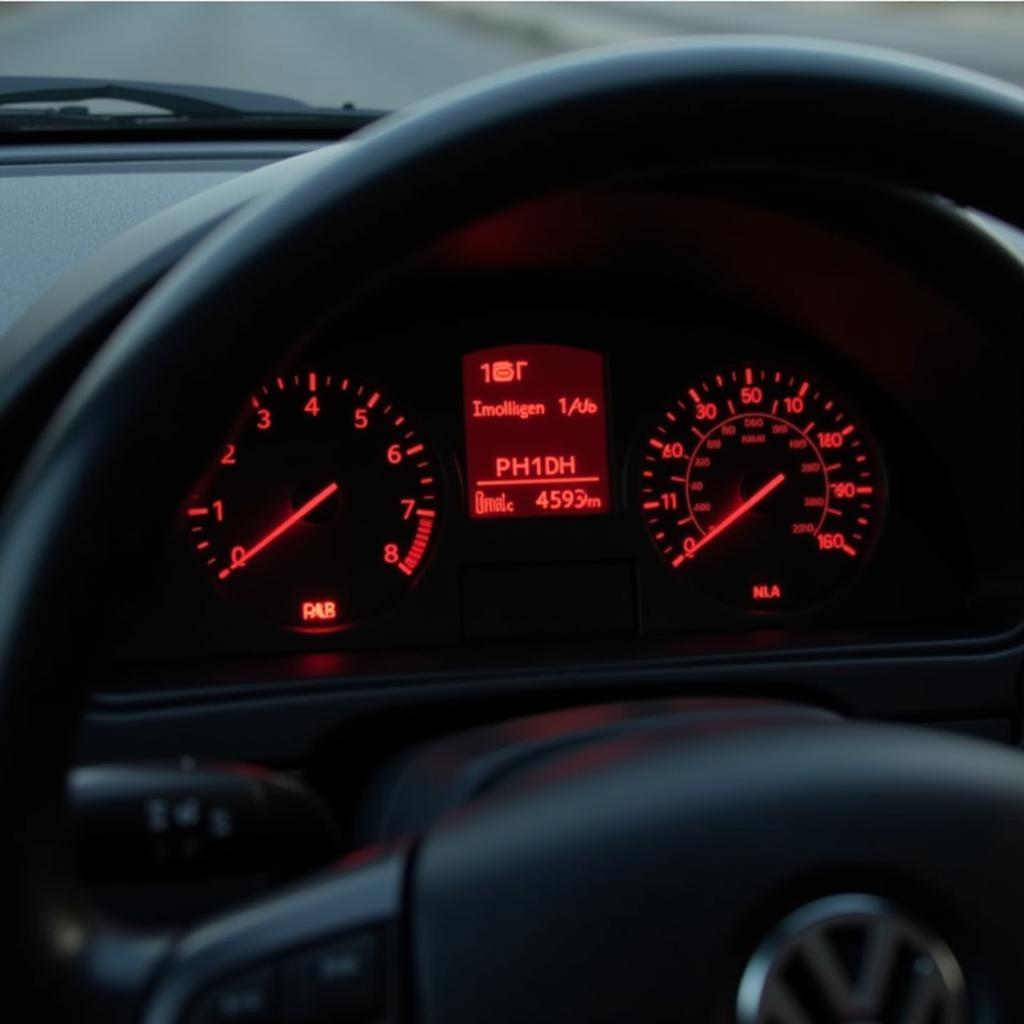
[639,365,884,611]
[185,370,441,631]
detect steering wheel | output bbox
[4,38,1024,1024]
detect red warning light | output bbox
[301,600,338,622]
[463,345,611,519]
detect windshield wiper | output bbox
[0,76,383,135]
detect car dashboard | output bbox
[3,139,1024,925]
[104,187,1023,668]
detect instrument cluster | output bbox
[152,270,987,665]
[185,345,889,633]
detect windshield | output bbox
[0,1,1021,114]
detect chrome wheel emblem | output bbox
[736,894,967,1024]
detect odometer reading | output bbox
[186,370,440,630]
[639,365,884,611]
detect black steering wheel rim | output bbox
[4,38,1024,1020]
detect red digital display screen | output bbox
[463,344,611,519]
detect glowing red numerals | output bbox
[301,600,338,622]
[463,344,611,519]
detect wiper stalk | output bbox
[0,76,383,137]
[0,80,242,118]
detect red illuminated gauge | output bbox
[185,371,441,631]
[639,365,884,611]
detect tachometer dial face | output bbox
[185,370,441,631]
[639,365,884,611]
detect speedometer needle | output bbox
[680,471,786,563]
[218,481,339,580]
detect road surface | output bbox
[0,2,1022,111]
[442,3,1024,90]
[0,3,548,109]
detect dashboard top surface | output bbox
[0,141,319,336]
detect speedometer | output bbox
[184,369,442,631]
[638,365,884,611]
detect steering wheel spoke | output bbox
[141,850,405,1024]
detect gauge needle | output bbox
[681,471,786,562]
[218,481,339,580]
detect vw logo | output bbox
[736,894,967,1024]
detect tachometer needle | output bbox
[680,471,786,562]
[218,481,339,580]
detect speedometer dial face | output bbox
[185,370,441,631]
[639,365,884,611]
